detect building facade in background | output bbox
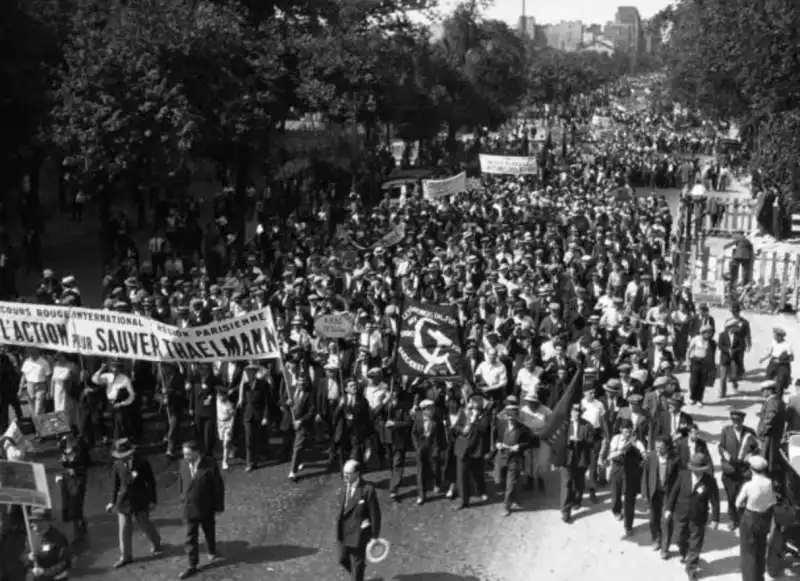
[517,15,536,39]
[542,20,584,52]
[532,6,648,55]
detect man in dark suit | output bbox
[491,397,535,516]
[237,362,270,472]
[695,304,716,337]
[552,402,593,523]
[730,305,752,375]
[337,459,382,581]
[285,377,316,482]
[453,394,490,511]
[642,436,680,558]
[376,389,412,501]
[189,364,219,457]
[411,400,444,505]
[717,319,745,397]
[333,380,372,468]
[178,440,225,579]
[675,423,713,470]
[665,454,720,580]
[718,409,758,530]
[756,380,786,475]
[655,394,692,443]
[105,439,163,569]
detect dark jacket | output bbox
[675,436,713,470]
[453,412,490,460]
[757,394,786,473]
[641,451,680,502]
[666,470,720,525]
[411,413,446,455]
[240,377,269,423]
[491,416,535,469]
[110,455,157,515]
[717,329,745,368]
[336,479,381,549]
[551,417,593,469]
[178,456,225,521]
[718,424,758,477]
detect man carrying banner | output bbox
[24,508,71,581]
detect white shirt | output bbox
[92,371,136,407]
[476,361,507,392]
[516,368,541,399]
[364,384,388,410]
[21,357,51,384]
[581,399,606,429]
[736,473,777,513]
[770,340,793,359]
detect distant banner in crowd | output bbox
[0,302,280,363]
[0,460,51,509]
[479,155,538,176]
[422,172,466,200]
[343,224,405,253]
[397,300,463,378]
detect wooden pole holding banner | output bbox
[21,506,38,569]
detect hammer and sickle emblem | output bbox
[412,317,457,375]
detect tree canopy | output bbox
[663,0,800,196]
[2,0,632,215]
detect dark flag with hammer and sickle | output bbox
[395,299,463,379]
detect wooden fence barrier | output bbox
[685,244,800,313]
[695,196,758,237]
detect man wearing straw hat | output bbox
[337,459,382,581]
[664,453,720,580]
[106,438,163,569]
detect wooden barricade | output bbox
[696,196,758,237]
[684,244,800,312]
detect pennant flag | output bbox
[396,300,463,378]
[534,363,585,443]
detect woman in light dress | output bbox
[216,378,239,471]
[519,393,552,491]
[51,354,81,428]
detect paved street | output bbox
[0,308,780,580]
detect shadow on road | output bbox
[210,541,318,565]
[391,574,481,581]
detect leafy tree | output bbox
[0,0,61,201]
[664,0,800,198]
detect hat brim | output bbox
[688,461,710,472]
[366,538,390,563]
[111,449,135,459]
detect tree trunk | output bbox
[233,143,250,253]
[446,123,458,155]
[99,179,113,268]
[56,158,67,213]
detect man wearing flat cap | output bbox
[756,380,785,475]
[718,409,758,530]
[491,396,535,516]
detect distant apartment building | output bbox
[604,21,633,53]
[517,15,536,39]
[615,6,644,54]
[543,20,584,52]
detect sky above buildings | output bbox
[430,0,673,25]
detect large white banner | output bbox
[0,302,280,363]
[479,155,538,176]
[422,172,467,200]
